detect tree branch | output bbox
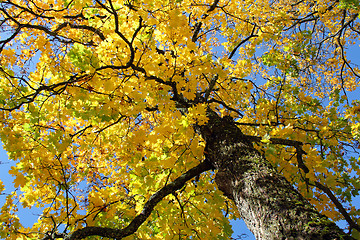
[207,0,220,12]
[192,22,202,43]
[228,26,257,59]
[62,160,212,240]
[244,135,309,173]
[314,181,360,233]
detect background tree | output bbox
[0,0,360,239]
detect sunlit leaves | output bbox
[68,43,99,71]
[0,0,359,238]
[339,0,360,9]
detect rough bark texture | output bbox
[200,112,353,240]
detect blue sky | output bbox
[1,44,360,240]
[0,142,255,239]
[1,65,360,240]
[0,11,359,240]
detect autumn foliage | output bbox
[0,0,360,239]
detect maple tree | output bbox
[0,0,360,239]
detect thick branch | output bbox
[228,26,257,59]
[63,160,212,240]
[244,135,309,173]
[207,0,220,12]
[314,181,360,233]
[192,22,202,42]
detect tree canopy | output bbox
[0,0,360,239]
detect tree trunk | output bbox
[199,112,353,240]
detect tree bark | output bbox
[199,112,353,240]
